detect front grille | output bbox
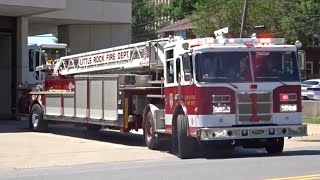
[237,92,272,124]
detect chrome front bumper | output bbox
[195,125,308,141]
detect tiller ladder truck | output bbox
[24,30,307,158]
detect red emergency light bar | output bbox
[188,37,286,47]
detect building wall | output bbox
[0,34,13,119]
[0,16,15,119]
[58,24,131,54]
[305,47,320,80]
[0,0,66,9]
[0,0,133,119]
[34,0,131,24]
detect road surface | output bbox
[1,120,320,180]
[1,145,320,180]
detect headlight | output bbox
[213,105,231,114]
[280,104,297,112]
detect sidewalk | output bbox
[0,120,319,171]
[306,124,320,136]
[285,124,320,143]
[291,134,320,142]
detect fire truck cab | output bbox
[16,43,68,115]
[27,43,68,84]
[24,31,307,159]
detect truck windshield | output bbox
[196,52,252,82]
[252,51,300,82]
[41,48,67,65]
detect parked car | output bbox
[301,79,320,100]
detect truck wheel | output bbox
[266,137,284,154]
[176,114,197,159]
[30,104,48,132]
[144,111,159,150]
[86,124,102,131]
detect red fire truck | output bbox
[20,30,308,159]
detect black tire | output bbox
[266,137,284,154]
[86,124,102,131]
[29,104,48,132]
[143,111,159,150]
[176,114,197,159]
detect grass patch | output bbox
[303,118,320,124]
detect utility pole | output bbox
[240,0,249,38]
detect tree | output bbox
[191,0,320,47]
[191,0,287,38]
[280,0,320,46]
[168,0,199,21]
[132,0,158,42]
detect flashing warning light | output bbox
[259,38,271,44]
[229,38,235,43]
[190,44,201,48]
[188,37,285,48]
[280,93,297,102]
[244,41,253,46]
[280,94,289,101]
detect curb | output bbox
[306,124,320,135]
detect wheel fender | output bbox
[172,102,189,134]
[29,100,42,113]
[30,94,44,113]
[142,104,159,128]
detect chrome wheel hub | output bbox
[32,113,39,127]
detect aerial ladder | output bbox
[46,37,177,78]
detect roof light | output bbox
[205,37,215,44]
[229,39,235,43]
[260,38,271,44]
[218,38,226,44]
[244,41,253,46]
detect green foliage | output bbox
[132,0,157,42]
[191,0,320,47]
[303,118,320,124]
[168,0,199,21]
[281,0,320,46]
[192,0,285,37]
[132,0,320,46]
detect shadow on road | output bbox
[49,124,147,147]
[202,147,320,160]
[0,120,31,133]
[1,120,319,159]
[0,120,168,148]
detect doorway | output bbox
[0,32,13,119]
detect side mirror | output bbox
[298,50,306,79]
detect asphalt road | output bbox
[1,145,320,180]
[1,120,320,180]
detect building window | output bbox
[174,30,187,39]
[306,61,313,75]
